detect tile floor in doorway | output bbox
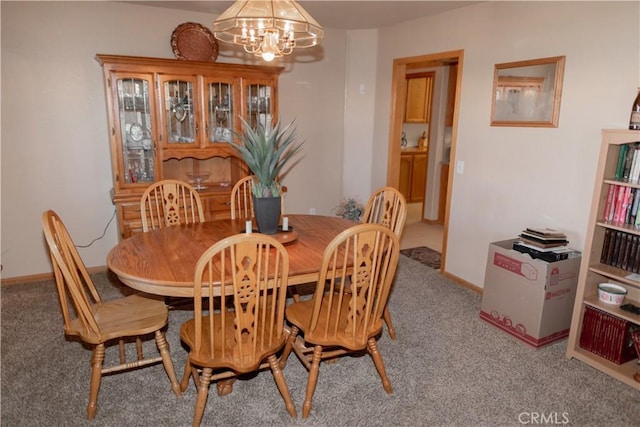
[400,203,444,252]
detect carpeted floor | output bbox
[2,256,639,426]
[400,246,441,269]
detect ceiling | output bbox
[125,1,479,30]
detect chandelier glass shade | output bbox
[213,0,324,61]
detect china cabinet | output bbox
[404,72,434,124]
[565,129,640,390]
[96,54,282,238]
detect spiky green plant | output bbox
[226,117,304,197]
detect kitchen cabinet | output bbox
[399,149,427,202]
[404,72,434,123]
[96,54,282,238]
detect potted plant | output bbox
[225,117,304,234]
[334,196,365,222]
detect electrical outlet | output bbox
[309,208,316,215]
[456,160,465,174]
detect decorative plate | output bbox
[171,22,218,62]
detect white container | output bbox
[597,283,627,306]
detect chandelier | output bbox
[213,0,324,62]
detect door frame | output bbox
[386,49,463,271]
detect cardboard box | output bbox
[480,239,581,348]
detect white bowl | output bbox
[597,283,627,306]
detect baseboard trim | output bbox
[442,270,483,294]
[1,266,108,286]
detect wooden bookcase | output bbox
[566,129,640,390]
[96,54,282,238]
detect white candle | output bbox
[245,220,252,234]
[282,216,289,231]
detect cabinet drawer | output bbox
[202,194,232,220]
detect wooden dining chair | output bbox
[179,233,297,426]
[41,210,181,420]
[230,175,287,220]
[362,186,407,339]
[140,179,205,232]
[280,223,400,418]
[230,175,254,220]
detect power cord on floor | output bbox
[76,209,117,248]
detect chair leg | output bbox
[367,337,392,394]
[279,325,299,369]
[267,354,297,418]
[154,330,181,397]
[288,286,301,303]
[180,357,192,393]
[216,378,236,396]
[193,367,213,427]
[87,344,105,420]
[302,345,323,418]
[383,306,396,339]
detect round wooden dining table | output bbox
[107,214,356,297]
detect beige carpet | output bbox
[2,257,639,426]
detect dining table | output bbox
[107,214,356,297]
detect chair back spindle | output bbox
[140,179,204,232]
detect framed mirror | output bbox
[491,56,565,127]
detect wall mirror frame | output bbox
[490,55,565,128]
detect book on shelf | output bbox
[579,306,638,365]
[600,228,613,264]
[629,145,640,184]
[613,185,628,223]
[615,143,629,180]
[603,184,617,222]
[600,229,640,273]
[630,188,640,224]
[622,143,636,181]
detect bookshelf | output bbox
[566,129,640,390]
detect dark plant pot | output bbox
[252,196,281,235]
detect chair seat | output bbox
[181,314,287,372]
[285,295,384,351]
[67,293,169,344]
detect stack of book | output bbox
[579,305,639,364]
[518,227,569,248]
[513,227,573,262]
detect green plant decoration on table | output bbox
[226,117,304,198]
[225,117,304,234]
[334,197,365,222]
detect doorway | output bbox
[386,49,463,270]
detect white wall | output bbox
[372,1,639,286]
[0,1,346,278]
[342,29,378,204]
[2,1,638,289]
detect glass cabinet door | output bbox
[160,77,196,145]
[116,76,155,184]
[206,79,234,144]
[246,82,274,129]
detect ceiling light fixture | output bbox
[212,0,324,62]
